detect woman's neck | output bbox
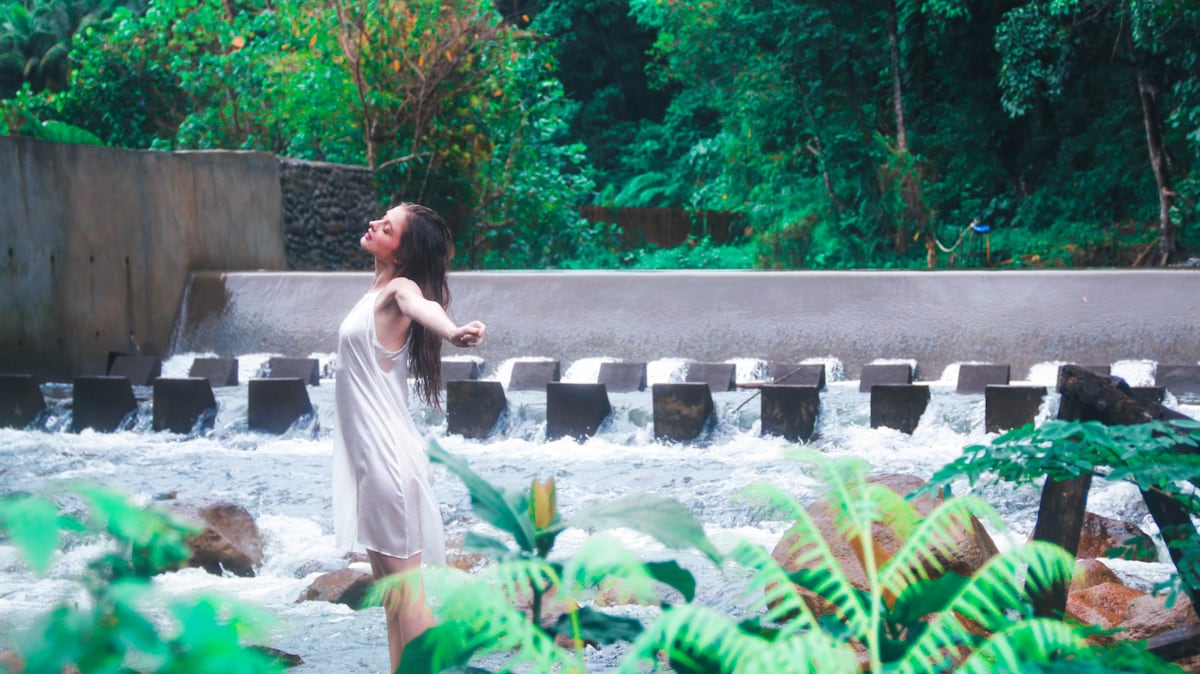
[371,259,398,291]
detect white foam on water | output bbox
[2,356,1197,672]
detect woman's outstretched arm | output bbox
[387,277,485,347]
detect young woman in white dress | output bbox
[332,203,485,671]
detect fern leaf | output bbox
[561,533,661,605]
[488,557,561,606]
[957,618,1090,673]
[743,631,860,674]
[726,540,821,636]
[618,604,765,673]
[879,494,1003,599]
[421,565,579,672]
[741,483,869,634]
[896,541,1075,674]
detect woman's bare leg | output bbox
[367,549,435,673]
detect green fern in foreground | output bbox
[412,443,1182,673]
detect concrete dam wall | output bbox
[172,269,1200,381]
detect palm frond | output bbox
[741,482,869,634]
[896,540,1075,674]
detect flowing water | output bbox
[1,354,1195,672]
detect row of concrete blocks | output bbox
[62,353,1200,398]
[2,357,1197,440]
[0,369,1173,443]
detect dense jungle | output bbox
[2,0,1199,270]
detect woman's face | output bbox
[362,206,407,263]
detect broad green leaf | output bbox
[566,494,720,562]
[646,560,696,602]
[428,439,536,553]
[550,605,644,645]
[398,623,482,674]
[0,495,62,572]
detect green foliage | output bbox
[0,483,282,673]
[411,441,1149,672]
[929,418,1200,598]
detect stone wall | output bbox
[0,136,287,381]
[279,158,375,271]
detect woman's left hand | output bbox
[449,321,486,348]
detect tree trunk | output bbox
[1136,69,1175,264]
[887,0,907,151]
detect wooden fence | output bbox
[580,206,744,248]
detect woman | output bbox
[331,202,485,670]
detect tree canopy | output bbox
[3,0,1198,269]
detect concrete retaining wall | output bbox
[171,269,1200,381]
[0,136,287,380]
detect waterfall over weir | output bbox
[3,269,1200,672]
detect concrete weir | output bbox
[170,269,1199,379]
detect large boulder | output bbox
[771,473,999,612]
[175,501,265,577]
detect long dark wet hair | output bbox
[393,203,453,409]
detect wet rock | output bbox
[177,501,265,577]
[296,567,374,609]
[0,649,22,673]
[1114,593,1196,643]
[1069,558,1121,592]
[252,645,304,668]
[1077,511,1157,562]
[771,474,998,617]
[1065,581,1146,631]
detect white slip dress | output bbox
[331,290,445,563]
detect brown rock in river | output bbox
[1076,511,1157,562]
[176,501,266,577]
[296,567,375,609]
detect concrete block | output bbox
[1156,364,1200,403]
[73,376,137,432]
[546,383,612,441]
[859,363,912,392]
[267,357,320,386]
[1056,364,1110,390]
[509,360,560,392]
[598,361,647,392]
[189,357,239,387]
[447,380,507,439]
[0,374,46,429]
[956,364,1011,394]
[442,359,482,387]
[985,385,1047,433]
[760,385,820,442]
[869,384,929,434]
[1129,386,1165,408]
[248,378,313,434]
[108,354,162,386]
[153,377,217,434]
[685,362,737,393]
[769,363,826,389]
[652,383,715,442]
